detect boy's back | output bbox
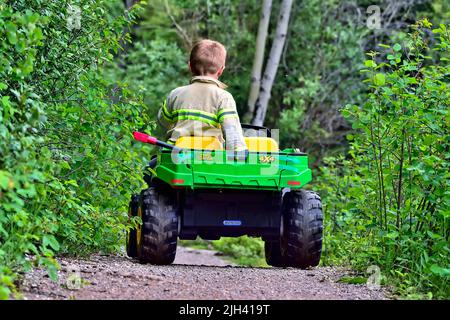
[157,40,247,152]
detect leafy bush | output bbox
[0,0,151,299]
[318,20,449,299]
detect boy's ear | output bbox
[217,65,225,77]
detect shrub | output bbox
[0,0,150,299]
[317,20,449,299]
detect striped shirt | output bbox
[157,76,247,151]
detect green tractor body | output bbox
[155,148,312,190]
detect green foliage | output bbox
[212,236,267,267]
[105,39,187,134]
[0,4,55,299]
[181,236,267,267]
[317,20,449,299]
[179,238,212,250]
[279,77,322,147]
[0,0,150,299]
[181,237,267,267]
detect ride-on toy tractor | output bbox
[126,125,323,268]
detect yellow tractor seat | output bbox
[244,137,279,152]
[174,136,279,152]
[175,136,223,150]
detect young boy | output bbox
[157,39,248,152]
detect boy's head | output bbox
[189,39,227,78]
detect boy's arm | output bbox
[217,93,248,151]
[156,98,174,131]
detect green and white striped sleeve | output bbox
[157,98,174,130]
[218,93,248,151]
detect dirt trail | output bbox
[19,246,390,300]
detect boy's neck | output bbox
[194,73,220,80]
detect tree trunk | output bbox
[244,0,273,122]
[123,0,137,8]
[251,0,293,127]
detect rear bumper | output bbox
[178,189,282,240]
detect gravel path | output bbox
[19,246,389,300]
[174,246,234,267]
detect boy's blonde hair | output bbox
[189,39,227,76]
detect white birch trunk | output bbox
[244,0,273,122]
[251,0,293,126]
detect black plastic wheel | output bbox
[126,194,139,258]
[264,190,323,268]
[283,190,323,268]
[137,187,178,265]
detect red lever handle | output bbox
[132,131,178,150]
[133,132,157,145]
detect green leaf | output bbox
[44,263,58,282]
[42,235,60,251]
[393,43,402,52]
[0,171,12,189]
[385,231,399,239]
[0,173,9,189]
[5,22,18,45]
[430,265,450,277]
[364,60,376,68]
[427,231,442,240]
[0,284,12,300]
[373,73,385,86]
